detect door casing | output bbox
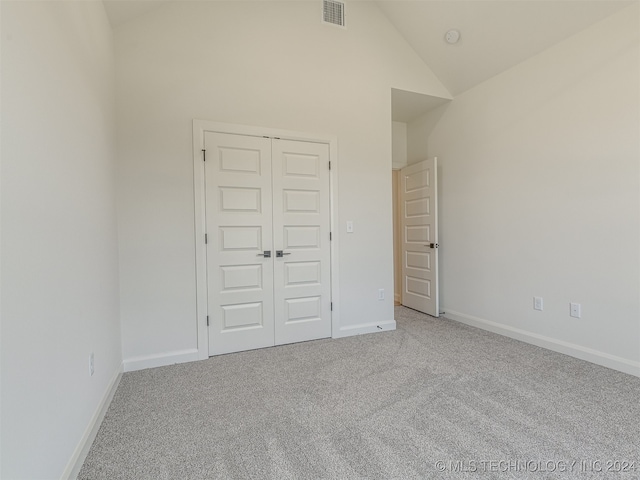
[193,120,340,360]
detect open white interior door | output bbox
[400,158,439,317]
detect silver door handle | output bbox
[276,250,291,257]
[257,250,271,258]
[424,243,439,249]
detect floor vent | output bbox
[323,0,345,27]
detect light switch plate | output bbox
[346,221,354,233]
[534,297,543,311]
[570,303,581,318]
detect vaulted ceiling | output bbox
[103,0,633,116]
[377,0,632,97]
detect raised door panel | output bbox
[219,187,262,213]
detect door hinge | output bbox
[206,315,209,326]
[205,233,208,244]
[330,302,333,311]
[202,149,206,162]
[329,232,332,241]
[329,161,331,170]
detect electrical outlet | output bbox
[534,297,543,311]
[378,289,385,300]
[90,353,95,376]
[570,303,581,318]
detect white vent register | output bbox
[323,0,345,27]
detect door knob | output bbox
[423,243,439,249]
[257,250,271,258]
[276,250,291,257]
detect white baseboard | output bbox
[444,309,640,378]
[334,319,396,338]
[62,364,123,480]
[123,348,200,372]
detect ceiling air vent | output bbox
[323,0,345,27]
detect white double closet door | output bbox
[205,132,331,355]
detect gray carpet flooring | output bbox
[78,307,640,479]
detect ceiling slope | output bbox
[376,0,633,96]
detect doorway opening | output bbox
[390,88,450,316]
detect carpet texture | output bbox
[78,307,640,479]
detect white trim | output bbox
[334,320,396,338]
[193,123,209,361]
[192,120,340,356]
[328,139,341,340]
[444,309,640,378]
[61,364,123,480]
[123,348,200,372]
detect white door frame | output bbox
[192,120,340,360]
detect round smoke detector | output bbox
[445,29,460,44]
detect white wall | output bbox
[391,121,407,169]
[114,1,449,366]
[407,105,449,165]
[1,2,122,478]
[427,5,640,375]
